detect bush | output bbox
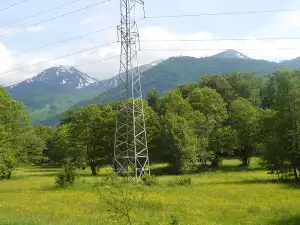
[170,215,181,225]
[141,174,158,186]
[55,164,76,187]
[0,164,13,180]
[168,177,191,186]
[0,155,16,180]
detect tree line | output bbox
[1,70,300,181]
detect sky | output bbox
[1,0,300,84]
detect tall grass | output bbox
[0,159,299,225]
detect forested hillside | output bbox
[7,52,300,126]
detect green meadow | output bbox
[0,159,299,225]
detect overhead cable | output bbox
[143,8,300,19]
[0,0,31,13]
[0,0,84,29]
[0,26,116,59]
[0,41,118,74]
[0,0,111,38]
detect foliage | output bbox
[147,88,160,112]
[259,71,300,181]
[51,124,75,165]
[188,87,228,124]
[162,113,198,174]
[96,174,143,225]
[55,164,77,187]
[168,177,192,186]
[230,98,260,166]
[17,129,47,164]
[208,126,238,167]
[0,150,16,180]
[67,104,116,176]
[141,174,158,186]
[169,215,181,225]
[0,87,29,179]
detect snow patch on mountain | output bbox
[7,65,98,91]
[212,49,250,59]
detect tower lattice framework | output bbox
[113,0,149,183]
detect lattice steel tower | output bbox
[113,0,149,183]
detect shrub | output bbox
[170,215,181,225]
[168,177,191,186]
[0,155,16,180]
[0,164,13,180]
[55,164,76,187]
[141,174,158,186]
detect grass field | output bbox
[0,158,300,225]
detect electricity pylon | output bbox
[113,0,149,183]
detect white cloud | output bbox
[4,11,300,86]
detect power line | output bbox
[0,0,84,30]
[4,34,300,60]
[0,0,111,38]
[75,54,119,68]
[141,48,300,51]
[0,26,116,59]
[0,41,118,75]
[142,8,300,19]
[140,37,300,42]
[0,0,31,13]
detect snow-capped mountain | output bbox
[83,59,165,92]
[7,66,98,97]
[212,49,250,59]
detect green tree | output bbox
[188,87,228,124]
[160,89,194,118]
[68,104,115,176]
[33,125,56,163]
[0,87,29,179]
[201,74,236,104]
[17,130,46,164]
[147,88,160,112]
[161,113,198,174]
[230,97,260,166]
[208,126,238,167]
[188,87,229,166]
[51,124,75,165]
[226,72,263,106]
[260,71,300,181]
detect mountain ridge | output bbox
[6,49,300,125]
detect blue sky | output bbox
[0,0,300,84]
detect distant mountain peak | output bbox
[212,49,250,59]
[7,66,98,94]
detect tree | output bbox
[226,72,263,106]
[188,87,229,166]
[201,74,236,104]
[160,89,194,118]
[142,103,162,162]
[147,88,160,112]
[260,71,300,181]
[161,113,198,174]
[51,124,75,165]
[68,105,115,176]
[188,87,228,125]
[230,98,260,166]
[33,125,56,163]
[17,130,46,164]
[208,126,238,167]
[0,87,29,179]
